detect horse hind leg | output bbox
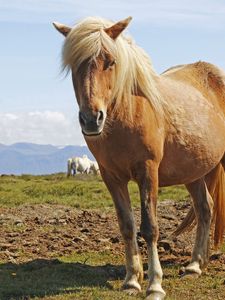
[183,178,213,276]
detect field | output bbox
[0,174,224,300]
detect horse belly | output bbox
[159,134,225,186]
[159,86,225,186]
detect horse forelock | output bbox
[62,17,116,72]
[62,17,165,120]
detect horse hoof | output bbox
[122,280,141,295]
[146,291,165,300]
[179,267,200,280]
[122,278,142,294]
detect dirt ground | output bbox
[0,199,224,268]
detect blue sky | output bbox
[1,0,225,145]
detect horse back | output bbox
[163,61,225,116]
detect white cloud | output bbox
[0,111,85,145]
[4,113,19,120]
[1,0,225,29]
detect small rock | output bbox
[158,239,174,251]
[63,233,73,238]
[98,212,107,220]
[48,219,56,224]
[3,251,17,263]
[6,232,19,237]
[110,236,120,243]
[7,239,16,244]
[22,241,33,247]
[95,238,110,244]
[73,237,85,242]
[160,254,177,264]
[9,252,20,258]
[52,228,61,234]
[63,241,73,247]
[14,219,23,226]
[180,203,191,209]
[0,243,14,250]
[32,248,40,253]
[158,246,166,254]
[80,228,89,233]
[164,224,174,230]
[210,253,223,260]
[34,216,44,224]
[160,199,175,206]
[59,218,67,224]
[48,236,59,241]
[161,214,177,221]
[159,233,167,239]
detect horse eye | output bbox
[109,60,116,67]
[104,59,116,70]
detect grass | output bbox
[0,251,130,300]
[0,174,224,299]
[0,173,189,209]
[0,251,225,300]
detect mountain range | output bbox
[0,143,95,175]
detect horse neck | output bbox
[108,92,165,131]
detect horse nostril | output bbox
[97,111,104,125]
[79,111,87,126]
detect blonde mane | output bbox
[62,17,164,119]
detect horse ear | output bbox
[104,16,132,40]
[53,22,71,37]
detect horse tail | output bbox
[173,206,195,237]
[174,164,225,247]
[209,164,225,247]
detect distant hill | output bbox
[0,143,95,175]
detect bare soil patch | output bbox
[0,200,224,267]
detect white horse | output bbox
[90,160,100,175]
[67,156,100,176]
[67,157,76,176]
[67,155,91,176]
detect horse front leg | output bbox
[101,170,143,293]
[137,160,166,300]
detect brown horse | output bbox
[53,17,225,299]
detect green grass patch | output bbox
[0,174,189,209]
[1,251,224,300]
[0,251,131,300]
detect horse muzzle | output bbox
[79,110,106,136]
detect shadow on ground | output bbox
[0,258,126,300]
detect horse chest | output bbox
[86,134,153,176]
